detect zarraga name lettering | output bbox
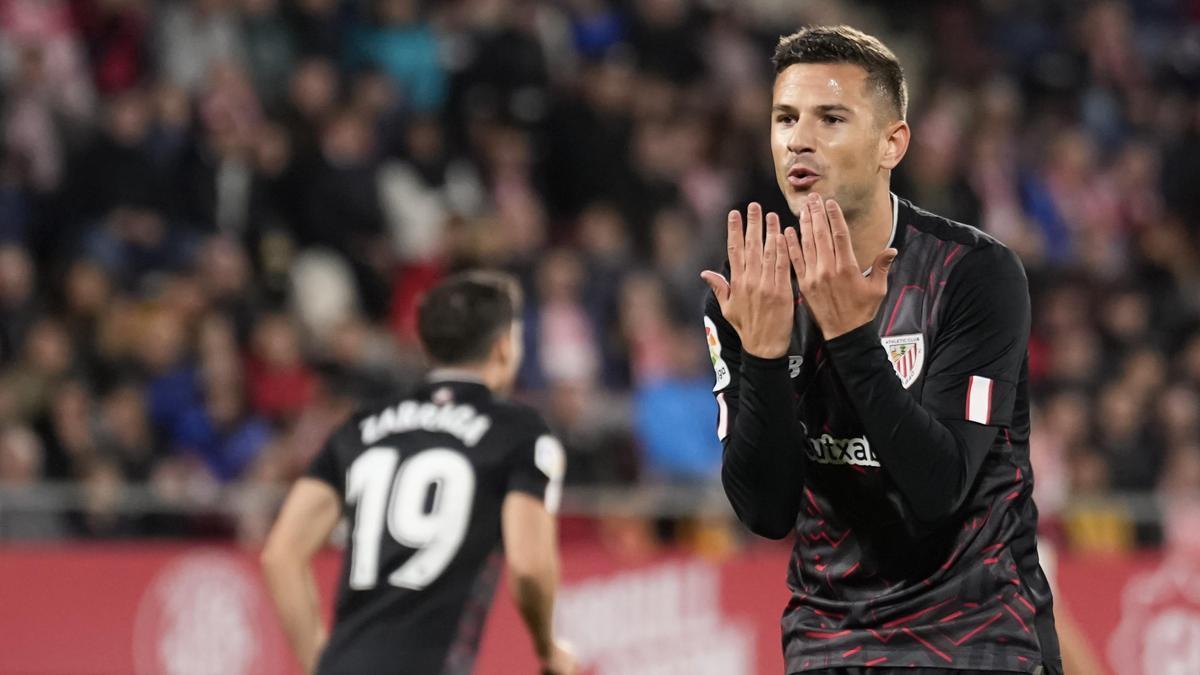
[360,401,492,447]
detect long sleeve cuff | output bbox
[824,322,887,379]
[738,353,795,436]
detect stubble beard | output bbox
[832,179,876,230]
[784,180,874,230]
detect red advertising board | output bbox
[1055,552,1200,675]
[0,543,789,675]
[1,542,1198,674]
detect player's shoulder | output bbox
[899,196,998,250]
[485,398,552,439]
[897,197,1025,278]
[324,404,384,456]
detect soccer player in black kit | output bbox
[262,272,577,675]
[701,27,1062,675]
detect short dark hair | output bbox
[417,271,523,365]
[772,25,907,121]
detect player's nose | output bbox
[786,120,816,155]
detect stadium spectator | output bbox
[345,0,445,112]
[632,319,721,481]
[245,312,317,422]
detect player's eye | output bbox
[823,115,845,125]
[775,114,797,125]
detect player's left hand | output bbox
[784,192,897,340]
[539,639,579,675]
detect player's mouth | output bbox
[787,166,820,189]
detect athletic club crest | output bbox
[880,333,924,389]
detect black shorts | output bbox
[795,669,1034,675]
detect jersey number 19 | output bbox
[345,447,476,590]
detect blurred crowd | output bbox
[0,0,1198,548]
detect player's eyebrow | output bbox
[814,104,854,115]
[771,103,855,116]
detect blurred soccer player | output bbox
[262,272,576,675]
[702,26,1062,674]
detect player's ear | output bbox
[492,321,522,369]
[879,119,910,171]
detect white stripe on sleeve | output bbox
[966,375,993,425]
[717,392,729,440]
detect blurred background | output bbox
[1,0,1199,673]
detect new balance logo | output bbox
[804,434,880,468]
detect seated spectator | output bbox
[0,245,39,367]
[1160,444,1200,553]
[155,0,246,93]
[38,379,99,481]
[72,458,135,537]
[1,317,75,422]
[96,380,161,482]
[633,321,721,482]
[139,306,197,433]
[245,313,316,423]
[346,0,445,112]
[530,248,600,388]
[240,0,296,109]
[0,425,66,538]
[161,312,270,482]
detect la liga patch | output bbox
[704,316,731,391]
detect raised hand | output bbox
[701,203,794,359]
[784,193,897,340]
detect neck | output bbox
[428,364,506,394]
[847,188,895,272]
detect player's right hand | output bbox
[701,203,794,359]
[539,640,579,675]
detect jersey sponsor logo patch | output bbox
[788,355,804,378]
[704,316,731,391]
[804,433,880,468]
[881,333,925,389]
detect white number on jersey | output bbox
[345,447,476,590]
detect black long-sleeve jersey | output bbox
[705,196,1062,673]
[305,378,564,675]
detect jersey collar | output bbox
[863,193,901,277]
[886,192,899,249]
[426,369,487,386]
[423,370,493,403]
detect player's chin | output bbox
[785,189,814,216]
